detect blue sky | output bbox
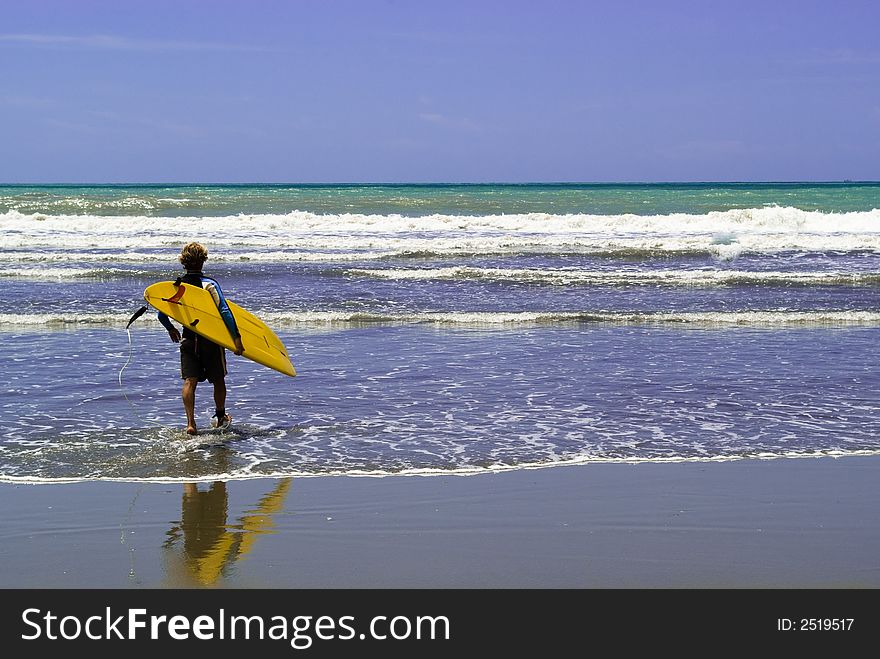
[1,0,877,182]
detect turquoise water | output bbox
[1,182,879,217]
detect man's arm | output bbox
[158,312,181,343]
[203,278,244,355]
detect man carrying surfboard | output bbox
[157,242,245,435]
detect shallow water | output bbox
[1,324,877,481]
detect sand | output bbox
[1,456,878,588]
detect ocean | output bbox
[1,183,878,482]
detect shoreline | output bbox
[4,448,880,485]
[2,455,878,588]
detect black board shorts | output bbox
[180,335,227,383]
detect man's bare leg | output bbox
[182,377,198,435]
[213,378,229,425]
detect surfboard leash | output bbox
[120,306,148,391]
[119,305,147,416]
[119,306,174,434]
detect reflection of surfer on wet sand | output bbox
[163,478,293,586]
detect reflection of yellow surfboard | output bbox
[144,281,296,377]
[164,478,294,586]
[189,478,293,586]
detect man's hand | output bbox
[233,336,244,356]
[168,327,181,343]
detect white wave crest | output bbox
[0,250,401,264]
[2,207,880,256]
[342,267,880,286]
[3,310,879,330]
[0,266,137,280]
[0,313,130,326]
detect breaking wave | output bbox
[3,310,880,329]
[2,207,880,258]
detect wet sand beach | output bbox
[2,456,878,588]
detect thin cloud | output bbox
[419,112,481,132]
[0,94,54,108]
[821,48,880,64]
[790,48,880,66]
[0,33,272,53]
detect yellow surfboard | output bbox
[144,281,296,377]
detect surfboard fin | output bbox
[162,284,186,304]
[125,305,148,329]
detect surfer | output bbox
[158,242,245,435]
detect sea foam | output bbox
[2,207,880,256]
[3,310,879,329]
